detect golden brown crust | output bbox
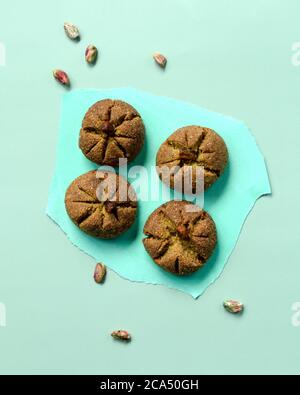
[156,126,228,192]
[79,99,145,166]
[143,200,217,275]
[65,170,137,238]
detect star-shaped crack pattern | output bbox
[79,99,145,166]
[65,170,137,239]
[143,200,217,275]
[156,126,228,191]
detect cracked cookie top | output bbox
[143,200,217,275]
[79,99,145,166]
[65,170,137,238]
[156,126,228,192]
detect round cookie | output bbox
[65,170,137,238]
[156,126,228,192]
[143,200,217,275]
[79,99,145,166]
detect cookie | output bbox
[65,170,137,238]
[79,99,145,166]
[143,200,217,275]
[156,126,228,192]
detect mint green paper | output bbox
[47,88,271,298]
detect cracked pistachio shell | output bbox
[111,330,131,341]
[223,300,244,314]
[94,263,106,284]
[64,22,80,39]
[85,45,98,64]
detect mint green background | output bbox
[0,0,299,375]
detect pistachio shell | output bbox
[64,22,80,40]
[153,52,167,68]
[111,330,131,341]
[53,69,70,86]
[85,45,98,64]
[94,263,106,284]
[223,300,244,314]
